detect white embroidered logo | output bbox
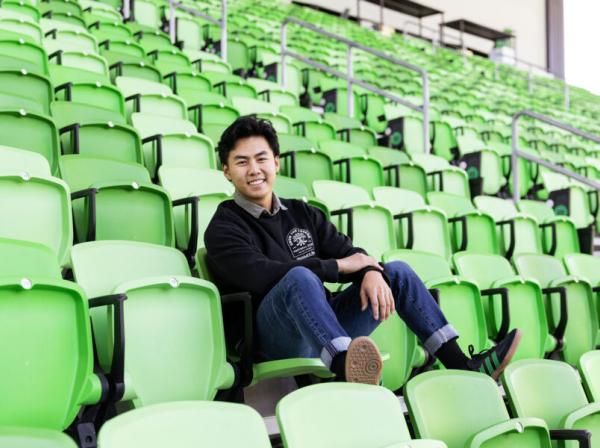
[286,228,316,260]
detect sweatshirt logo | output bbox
[286,228,316,260]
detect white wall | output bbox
[293,0,547,69]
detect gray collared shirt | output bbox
[233,191,288,219]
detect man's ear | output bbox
[222,163,232,181]
[274,154,280,173]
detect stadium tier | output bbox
[1,0,600,446]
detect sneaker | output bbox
[345,336,383,385]
[467,329,522,380]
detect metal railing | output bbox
[280,17,430,153]
[167,0,227,60]
[511,110,600,202]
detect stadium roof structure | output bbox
[362,0,442,19]
[441,19,514,42]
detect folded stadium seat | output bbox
[225,36,251,76]
[0,16,43,43]
[97,401,271,448]
[427,192,499,255]
[0,1,41,22]
[0,240,117,447]
[513,253,598,365]
[146,47,193,76]
[132,112,215,178]
[373,186,452,262]
[39,0,83,19]
[0,143,53,175]
[48,49,110,85]
[89,21,132,42]
[538,171,596,253]
[453,252,556,361]
[193,54,232,74]
[81,1,122,25]
[260,54,303,97]
[579,351,600,402]
[366,145,428,196]
[273,174,329,217]
[301,66,329,107]
[158,166,231,259]
[171,90,238,134]
[0,109,61,175]
[59,155,176,247]
[277,383,446,448]
[410,153,470,197]
[381,114,426,154]
[431,119,458,161]
[124,90,188,120]
[174,16,205,56]
[317,140,384,191]
[231,96,292,133]
[473,196,542,259]
[202,72,258,99]
[384,249,489,358]
[71,240,235,410]
[502,359,598,447]
[0,69,52,114]
[454,127,505,196]
[108,58,162,83]
[312,180,395,261]
[126,0,161,33]
[40,16,86,33]
[0,38,49,75]
[278,133,335,193]
[43,28,98,55]
[163,70,211,100]
[132,29,172,53]
[406,370,553,448]
[246,77,299,109]
[323,112,378,148]
[517,199,580,257]
[317,80,362,117]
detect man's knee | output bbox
[383,260,418,286]
[284,266,323,291]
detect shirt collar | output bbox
[233,191,288,219]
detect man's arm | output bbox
[205,213,340,297]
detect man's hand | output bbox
[360,271,395,321]
[337,253,382,274]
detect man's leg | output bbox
[255,266,382,383]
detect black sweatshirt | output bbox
[204,198,379,305]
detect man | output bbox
[205,116,521,384]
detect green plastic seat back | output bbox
[312,180,370,209]
[280,105,320,124]
[407,370,524,448]
[373,186,425,214]
[299,120,336,143]
[97,401,271,448]
[0,427,78,448]
[0,70,52,115]
[348,204,395,260]
[0,174,72,266]
[564,253,600,285]
[44,29,97,53]
[0,110,60,175]
[151,49,191,75]
[62,82,125,115]
[322,112,362,130]
[136,93,187,119]
[59,155,149,190]
[49,52,109,85]
[134,0,161,29]
[318,139,365,159]
[168,72,211,103]
[257,112,291,134]
[366,146,410,166]
[517,200,556,222]
[51,101,126,132]
[66,122,142,164]
[502,359,589,428]
[278,133,315,151]
[231,97,278,115]
[113,62,162,83]
[579,351,600,402]
[227,39,250,72]
[277,383,420,448]
[0,18,42,43]
[0,278,99,429]
[0,144,51,176]
[176,17,204,51]
[0,237,61,278]
[274,175,310,200]
[200,104,240,126]
[514,254,598,365]
[116,76,171,97]
[0,39,48,75]
[278,148,334,193]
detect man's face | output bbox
[223,135,280,204]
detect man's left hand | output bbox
[360,270,395,321]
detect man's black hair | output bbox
[217,115,280,165]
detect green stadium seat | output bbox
[202,72,258,99]
[579,351,600,402]
[39,0,83,19]
[163,71,212,102]
[48,50,109,85]
[367,145,429,196]
[474,195,542,258]
[147,48,192,75]
[0,1,41,22]
[453,252,556,361]
[0,144,52,175]
[323,112,378,148]
[514,253,599,365]
[89,22,133,42]
[0,427,77,448]
[54,80,125,115]
[0,69,52,115]
[427,192,499,254]
[97,401,271,448]
[247,77,299,108]
[133,30,172,53]
[43,28,98,54]
[71,240,235,406]
[410,153,470,197]
[502,359,598,447]
[273,174,329,216]
[277,383,447,448]
[373,186,452,261]
[0,110,60,175]
[0,39,49,75]
[0,17,43,43]
[59,155,175,247]
[517,199,580,257]
[406,370,553,448]
[129,0,161,31]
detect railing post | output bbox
[280,21,287,88]
[122,0,130,20]
[347,45,354,118]
[168,0,176,44]
[422,70,430,153]
[220,0,227,61]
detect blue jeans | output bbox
[256,261,458,368]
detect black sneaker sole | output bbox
[345,336,382,385]
[491,329,522,381]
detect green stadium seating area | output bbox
[2,0,600,445]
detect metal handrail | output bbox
[280,16,430,153]
[511,110,600,202]
[168,0,227,60]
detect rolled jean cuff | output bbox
[423,324,459,354]
[320,336,352,369]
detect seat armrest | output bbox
[468,417,549,448]
[562,402,600,429]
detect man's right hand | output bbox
[337,253,383,274]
